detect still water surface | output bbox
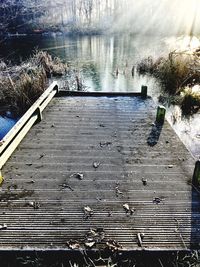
[0,115,17,140]
[0,34,199,157]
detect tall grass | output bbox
[180,87,200,114]
[0,51,68,116]
[137,50,200,114]
[33,50,68,77]
[0,69,46,115]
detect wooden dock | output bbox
[0,82,199,251]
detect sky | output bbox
[38,0,200,36]
[113,0,200,35]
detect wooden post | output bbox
[0,170,4,185]
[54,84,59,94]
[36,107,43,123]
[193,161,200,186]
[156,105,166,124]
[131,66,135,77]
[141,85,147,98]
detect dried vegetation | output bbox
[137,49,200,114]
[0,51,68,115]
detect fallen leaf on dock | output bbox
[116,145,123,153]
[83,206,93,218]
[26,201,40,209]
[27,201,34,207]
[70,173,84,180]
[67,240,80,250]
[35,165,44,169]
[153,197,162,204]
[115,186,123,197]
[100,141,112,148]
[59,183,74,191]
[89,229,97,237]
[130,208,135,215]
[123,203,135,215]
[93,162,100,169]
[106,240,122,251]
[39,153,45,159]
[0,224,7,230]
[168,165,174,168]
[108,211,112,217]
[84,240,96,248]
[142,178,147,186]
[123,203,130,212]
[33,201,40,209]
[27,180,35,184]
[86,228,105,242]
[137,233,145,247]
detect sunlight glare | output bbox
[115,0,200,36]
[178,0,200,35]
[177,36,200,51]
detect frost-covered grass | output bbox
[180,86,200,114]
[137,50,200,114]
[0,51,68,115]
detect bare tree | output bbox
[0,0,133,34]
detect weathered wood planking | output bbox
[1,95,199,251]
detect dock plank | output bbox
[1,95,199,251]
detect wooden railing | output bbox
[0,81,58,173]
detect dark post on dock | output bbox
[141,85,148,98]
[156,105,166,124]
[193,160,200,186]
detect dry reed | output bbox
[0,51,68,115]
[137,49,200,114]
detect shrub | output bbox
[0,51,68,116]
[180,87,200,115]
[138,52,195,94]
[33,50,68,77]
[137,50,200,113]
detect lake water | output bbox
[0,34,199,158]
[0,34,182,93]
[0,115,17,140]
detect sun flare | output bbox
[174,0,200,35]
[179,36,200,51]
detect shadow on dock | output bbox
[191,175,200,250]
[147,122,163,146]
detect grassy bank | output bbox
[137,50,200,114]
[0,51,85,116]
